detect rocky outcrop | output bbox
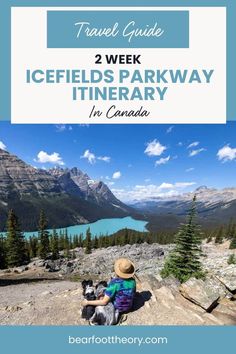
[179,277,227,311]
[28,243,165,277]
[1,274,235,325]
[0,149,127,209]
[0,149,132,230]
[0,242,236,325]
[216,265,236,293]
[211,299,236,325]
[49,167,128,210]
[62,243,166,277]
[0,149,62,200]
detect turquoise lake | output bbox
[24,217,148,239]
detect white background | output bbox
[11,7,226,124]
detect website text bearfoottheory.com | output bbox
[68,335,168,346]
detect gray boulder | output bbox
[44,260,61,272]
[216,265,236,293]
[13,265,29,274]
[179,276,227,311]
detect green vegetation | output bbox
[161,196,205,283]
[0,202,236,272]
[0,234,7,269]
[226,219,236,249]
[51,229,59,260]
[38,210,50,259]
[229,232,236,249]
[5,209,29,267]
[84,228,92,254]
[0,194,130,232]
[215,226,224,244]
[227,254,236,265]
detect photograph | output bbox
[0,123,235,326]
[1,1,235,353]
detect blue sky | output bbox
[0,122,236,202]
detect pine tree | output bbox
[0,234,7,269]
[85,228,92,254]
[51,229,59,260]
[38,210,50,260]
[124,228,129,245]
[228,223,236,240]
[6,209,28,267]
[29,236,38,258]
[78,234,83,247]
[69,235,73,249]
[73,234,79,248]
[225,219,235,239]
[161,196,204,283]
[215,226,224,244]
[98,235,103,248]
[59,232,65,251]
[93,236,99,249]
[229,231,236,249]
[63,229,70,257]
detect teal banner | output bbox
[0,326,236,354]
[47,10,189,48]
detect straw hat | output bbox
[114,258,135,279]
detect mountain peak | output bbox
[0,148,62,201]
[195,185,210,192]
[0,149,130,230]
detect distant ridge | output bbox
[130,185,236,229]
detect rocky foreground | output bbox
[0,241,236,325]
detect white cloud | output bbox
[186,167,195,172]
[175,182,196,188]
[97,156,111,163]
[187,141,199,149]
[166,126,174,134]
[189,148,206,157]
[81,149,110,164]
[158,182,196,190]
[145,178,151,183]
[155,155,170,166]
[34,151,64,165]
[158,182,174,189]
[80,149,96,164]
[144,139,166,156]
[112,171,121,179]
[0,141,7,150]
[55,125,73,132]
[177,142,183,146]
[217,145,236,162]
[55,125,66,132]
[111,181,196,202]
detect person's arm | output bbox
[82,295,110,307]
